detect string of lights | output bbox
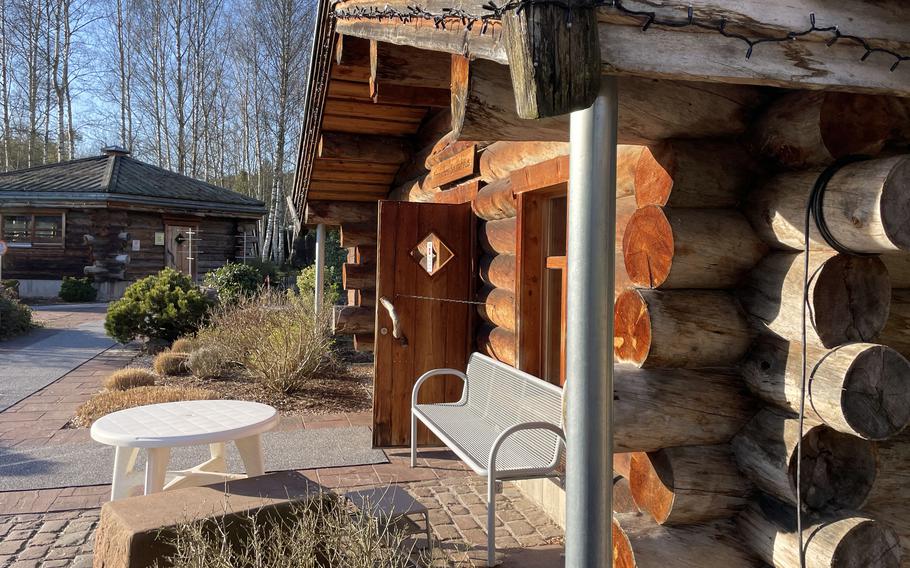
[335,0,909,71]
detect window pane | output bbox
[33,215,63,243]
[2,215,30,242]
[547,196,567,257]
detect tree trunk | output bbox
[612,366,755,453]
[472,177,516,221]
[741,338,910,440]
[633,140,753,209]
[613,289,752,368]
[732,408,877,513]
[745,156,910,253]
[751,91,897,168]
[476,286,515,333]
[479,218,516,255]
[479,254,515,293]
[629,445,751,526]
[738,252,891,348]
[622,206,766,289]
[737,499,901,568]
[612,513,761,568]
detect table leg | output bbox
[144,447,170,495]
[235,434,265,477]
[111,446,139,501]
[206,443,226,472]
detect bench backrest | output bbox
[464,353,565,466]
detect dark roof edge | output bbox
[0,192,266,218]
[292,0,334,214]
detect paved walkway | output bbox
[0,305,565,566]
[0,304,115,412]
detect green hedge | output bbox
[59,277,98,302]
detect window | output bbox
[1,212,65,247]
[516,185,568,387]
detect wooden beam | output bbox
[451,56,766,142]
[340,222,377,247]
[323,98,427,121]
[342,262,376,290]
[335,34,371,67]
[435,178,480,205]
[321,115,422,136]
[305,191,388,202]
[369,39,451,96]
[305,200,377,225]
[372,83,450,107]
[334,1,910,97]
[308,180,391,195]
[318,132,411,164]
[502,1,600,119]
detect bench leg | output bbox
[236,434,265,477]
[110,446,138,501]
[410,410,417,468]
[144,447,170,495]
[487,474,498,567]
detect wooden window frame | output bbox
[515,181,568,386]
[0,210,66,248]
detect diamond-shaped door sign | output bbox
[410,232,454,276]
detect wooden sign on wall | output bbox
[426,145,476,189]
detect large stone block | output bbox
[93,471,321,568]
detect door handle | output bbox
[379,296,408,346]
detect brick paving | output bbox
[0,306,565,566]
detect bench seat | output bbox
[410,353,565,566]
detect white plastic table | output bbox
[90,400,279,501]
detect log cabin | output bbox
[0,147,265,299]
[293,1,910,566]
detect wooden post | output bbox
[502,2,600,119]
[732,408,877,512]
[741,339,910,440]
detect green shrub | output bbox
[0,288,34,340]
[297,264,340,305]
[59,276,98,302]
[187,346,230,380]
[245,259,279,283]
[104,368,157,391]
[0,279,19,298]
[105,268,211,344]
[153,351,189,375]
[203,262,263,302]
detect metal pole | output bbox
[314,223,326,310]
[565,77,618,568]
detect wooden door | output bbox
[373,201,475,448]
[165,225,195,277]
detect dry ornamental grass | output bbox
[187,346,230,380]
[73,386,217,427]
[171,337,201,354]
[103,368,157,391]
[154,351,190,375]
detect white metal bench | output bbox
[410,353,565,566]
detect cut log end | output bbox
[839,345,910,441]
[831,519,902,568]
[629,452,674,525]
[612,518,635,568]
[633,144,676,208]
[879,157,910,250]
[794,425,877,512]
[811,255,891,346]
[614,289,651,367]
[818,93,894,163]
[623,205,673,288]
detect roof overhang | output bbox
[0,192,267,219]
